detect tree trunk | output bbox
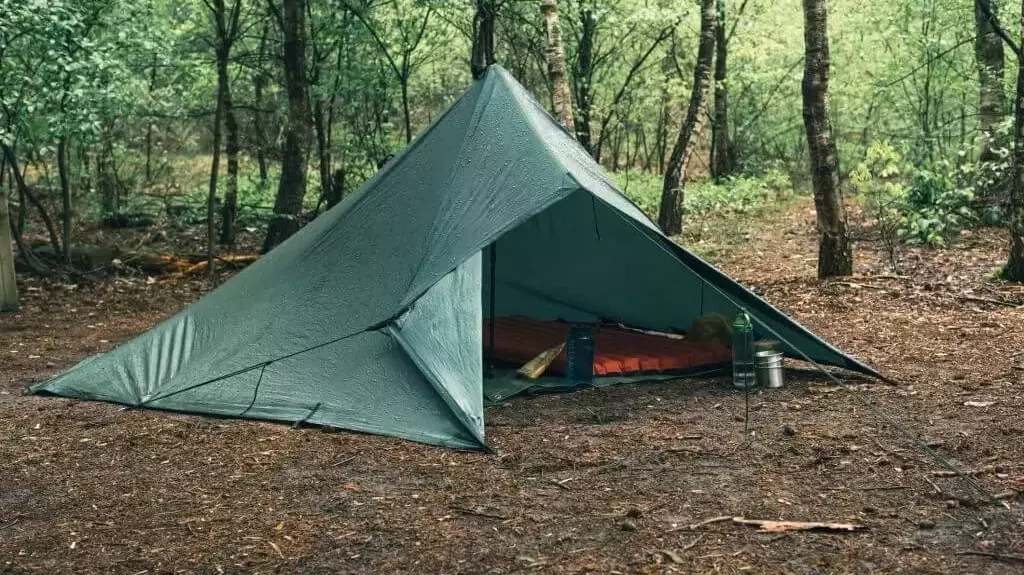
[471,0,496,79]
[263,0,313,253]
[219,52,240,246]
[658,0,716,236]
[57,137,72,263]
[541,0,575,134]
[145,54,158,182]
[1002,1,1024,280]
[253,21,270,186]
[3,145,63,257]
[0,158,17,311]
[711,0,735,179]
[573,6,595,153]
[975,0,1008,201]
[313,99,332,211]
[801,0,852,278]
[207,56,225,276]
[327,167,345,209]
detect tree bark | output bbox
[711,0,735,178]
[976,0,1007,164]
[471,0,496,79]
[219,51,240,246]
[801,0,852,278]
[0,157,17,311]
[57,137,72,263]
[976,0,1008,204]
[658,0,716,236]
[1002,0,1024,280]
[253,20,270,185]
[263,0,313,253]
[541,0,575,134]
[207,55,225,276]
[573,6,595,152]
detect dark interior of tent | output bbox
[478,188,741,401]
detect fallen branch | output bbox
[826,281,885,291]
[931,465,997,478]
[954,295,1022,308]
[450,507,510,521]
[732,517,866,533]
[955,550,1024,563]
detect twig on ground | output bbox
[451,507,510,521]
[956,550,1024,563]
[931,465,997,477]
[681,533,705,551]
[954,295,1021,308]
[331,455,357,467]
[924,477,943,495]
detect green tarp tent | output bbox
[31,66,880,450]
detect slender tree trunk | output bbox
[801,0,852,278]
[219,52,240,246]
[313,99,332,209]
[3,145,62,257]
[471,0,496,79]
[57,138,71,263]
[1002,1,1024,280]
[253,21,270,185]
[263,0,313,253]
[711,0,735,178]
[145,54,158,182]
[574,6,595,153]
[658,0,716,235]
[207,58,225,275]
[541,0,575,134]
[400,76,412,144]
[0,157,17,311]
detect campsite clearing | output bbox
[2,199,1023,573]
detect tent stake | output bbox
[292,402,322,429]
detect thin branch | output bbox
[978,0,1021,59]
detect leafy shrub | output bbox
[902,160,976,246]
[853,141,979,251]
[612,169,796,238]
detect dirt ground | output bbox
[2,199,1023,574]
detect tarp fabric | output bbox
[31,65,881,450]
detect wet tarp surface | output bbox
[32,65,881,450]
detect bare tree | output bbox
[801,0,852,278]
[541,0,574,133]
[658,0,715,236]
[263,0,313,253]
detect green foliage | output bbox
[614,168,796,243]
[902,160,976,246]
[852,141,979,251]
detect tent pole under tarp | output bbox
[487,243,497,378]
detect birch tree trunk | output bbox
[658,0,716,236]
[541,0,575,134]
[802,0,853,278]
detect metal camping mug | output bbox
[755,350,784,389]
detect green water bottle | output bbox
[732,312,755,389]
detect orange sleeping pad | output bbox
[483,316,731,376]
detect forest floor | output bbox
[2,198,1024,574]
